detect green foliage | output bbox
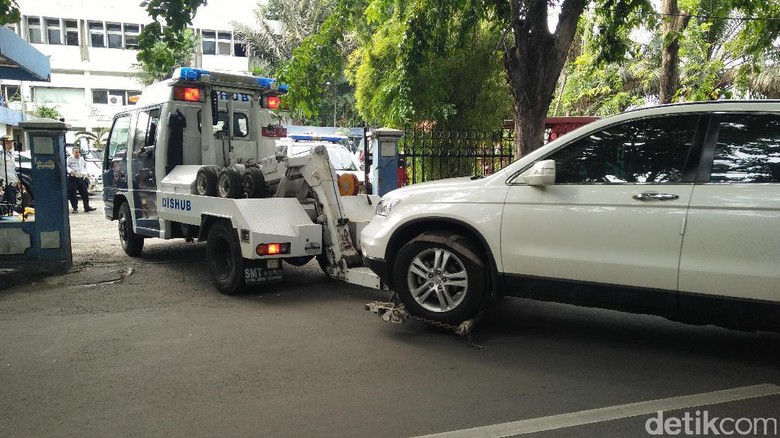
[589,0,655,64]
[237,0,361,126]
[0,0,20,25]
[136,0,205,83]
[135,29,197,85]
[277,10,349,119]
[265,0,285,20]
[234,0,334,77]
[34,105,60,119]
[284,0,511,130]
[556,54,647,116]
[555,0,780,116]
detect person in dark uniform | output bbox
[66,146,96,213]
[1,136,20,212]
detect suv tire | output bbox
[393,232,487,325]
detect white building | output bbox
[2,0,261,143]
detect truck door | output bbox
[103,114,132,215]
[131,107,161,233]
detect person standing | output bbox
[2,136,19,211]
[66,146,96,213]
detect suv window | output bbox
[548,115,698,184]
[709,114,780,183]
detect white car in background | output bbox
[360,100,780,333]
[277,137,366,192]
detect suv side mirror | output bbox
[519,159,556,186]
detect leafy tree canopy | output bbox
[135,29,197,85]
[556,0,780,115]
[281,1,513,130]
[234,0,334,77]
[136,0,206,81]
[0,0,20,25]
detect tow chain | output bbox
[365,297,487,351]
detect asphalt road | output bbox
[1,195,779,437]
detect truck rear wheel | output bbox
[118,202,144,257]
[196,166,218,196]
[206,220,245,295]
[242,167,266,198]
[218,167,242,198]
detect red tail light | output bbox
[266,96,281,109]
[173,87,202,102]
[256,243,290,256]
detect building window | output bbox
[106,22,122,48]
[93,89,131,105]
[202,30,216,55]
[2,85,21,103]
[27,17,43,44]
[233,33,246,57]
[89,21,105,47]
[6,23,20,36]
[45,18,62,44]
[217,31,232,55]
[124,23,140,48]
[32,87,85,105]
[65,19,79,46]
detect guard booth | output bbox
[368,128,404,196]
[0,119,72,280]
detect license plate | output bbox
[244,260,283,285]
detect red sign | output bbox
[262,126,288,138]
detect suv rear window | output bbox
[710,114,780,183]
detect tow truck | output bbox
[102,68,380,293]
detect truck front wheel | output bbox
[118,202,144,257]
[206,220,245,295]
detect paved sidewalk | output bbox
[0,193,125,290]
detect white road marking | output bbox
[415,383,780,438]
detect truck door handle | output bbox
[633,192,679,201]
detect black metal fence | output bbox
[398,128,515,185]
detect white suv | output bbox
[360,101,780,332]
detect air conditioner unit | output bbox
[108,96,122,106]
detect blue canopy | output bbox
[0,27,50,82]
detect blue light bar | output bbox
[173,67,289,92]
[178,67,210,81]
[257,77,289,92]
[289,134,347,142]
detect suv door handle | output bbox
[633,192,679,201]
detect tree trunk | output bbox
[503,0,586,158]
[659,0,690,104]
